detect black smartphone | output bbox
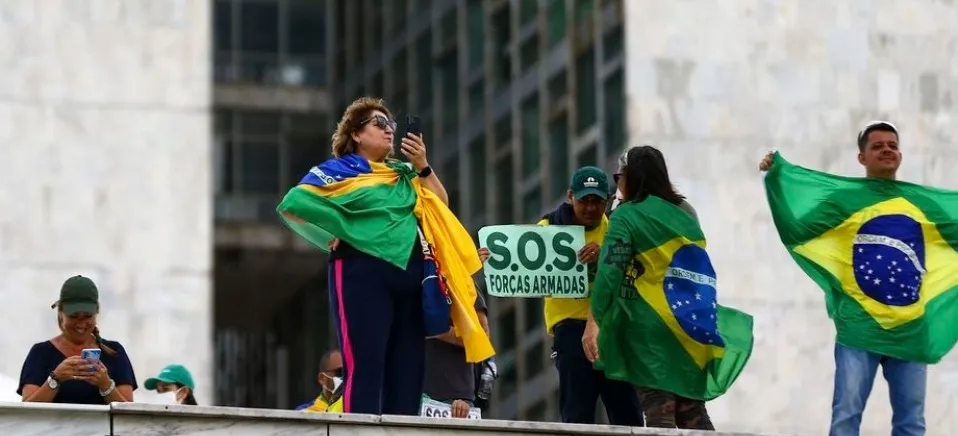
[405,115,421,137]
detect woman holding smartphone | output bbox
[17,275,137,404]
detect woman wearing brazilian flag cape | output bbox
[276,97,494,416]
[587,146,754,430]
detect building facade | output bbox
[621,1,958,434]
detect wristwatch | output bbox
[418,166,433,178]
[46,371,59,390]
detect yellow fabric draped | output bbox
[413,179,496,363]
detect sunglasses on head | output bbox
[360,114,397,132]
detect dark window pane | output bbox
[491,7,511,89]
[527,397,549,422]
[466,0,484,69]
[438,49,459,136]
[495,115,512,151]
[496,307,517,352]
[468,81,484,116]
[239,1,279,53]
[520,34,538,71]
[439,8,456,43]
[238,141,280,194]
[238,111,281,136]
[577,142,598,168]
[286,137,326,187]
[416,32,433,109]
[603,25,624,62]
[519,0,537,25]
[548,71,566,101]
[469,135,486,214]
[575,47,597,132]
[287,0,325,55]
[499,362,517,400]
[495,154,514,223]
[370,72,384,99]
[370,0,384,49]
[216,138,235,194]
[391,0,407,34]
[523,186,542,222]
[548,115,569,200]
[524,334,544,376]
[574,0,595,26]
[603,70,626,153]
[443,160,461,214]
[214,0,233,51]
[214,109,233,135]
[547,0,566,47]
[521,96,540,175]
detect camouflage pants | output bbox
[636,387,714,430]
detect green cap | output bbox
[145,364,195,391]
[570,166,610,200]
[55,276,100,316]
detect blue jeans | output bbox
[830,343,926,436]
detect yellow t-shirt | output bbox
[539,216,609,334]
[304,395,344,413]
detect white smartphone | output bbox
[81,348,101,373]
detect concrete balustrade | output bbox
[0,402,788,436]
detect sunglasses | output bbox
[613,173,622,184]
[360,114,397,132]
[324,367,343,378]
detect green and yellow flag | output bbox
[276,153,495,363]
[765,151,958,363]
[591,196,753,401]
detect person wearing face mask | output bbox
[297,349,344,413]
[17,275,137,404]
[144,364,198,405]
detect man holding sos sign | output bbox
[478,167,643,426]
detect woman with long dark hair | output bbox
[587,145,726,430]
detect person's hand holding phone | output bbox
[401,115,429,171]
[52,356,87,382]
[83,361,112,390]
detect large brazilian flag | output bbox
[591,195,754,401]
[764,151,958,363]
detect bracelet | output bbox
[99,379,116,397]
[418,166,433,178]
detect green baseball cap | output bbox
[145,364,195,391]
[570,166,610,200]
[54,275,100,316]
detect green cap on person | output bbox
[53,275,100,316]
[570,166,610,200]
[144,364,195,391]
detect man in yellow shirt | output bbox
[297,349,345,413]
[540,166,643,426]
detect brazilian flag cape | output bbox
[591,196,754,401]
[276,153,495,363]
[764,151,958,363]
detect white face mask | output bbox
[155,388,183,405]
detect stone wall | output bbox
[624,0,958,434]
[0,0,212,402]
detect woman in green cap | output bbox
[144,364,198,405]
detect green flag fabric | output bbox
[591,196,754,401]
[764,151,958,363]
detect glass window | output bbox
[523,334,545,376]
[499,362,518,400]
[577,142,598,168]
[238,110,281,137]
[548,71,567,101]
[444,160,461,214]
[440,8,457,44]
[239,0,279,53]
[391,0,408,34]
[468,81,484,116]
[546,0,566,47]
[603,25,624,62]
[466,0,484,69]
[519,34,539,72]
[603,70,626,153]
[369,0,384,50]
[519,0,537,25]
[416,32,433,109]
[521,96,540,175]
[496,306,517,352]
[438,49,459,136]
[523,187,542,222]
[468,135,486,214]
[370,71,384,99]
[575,47,597,132]
[216,139,235,194]
[214,109,233,136]
[238,141,280,194]
[526,397,549,422]
[287,0,325,55]
[491,7,512,89]
[214,0,232,51]
[548,115,569,200]
[286,137,325,187]
[574,0,595,26]
[495,153,514,223]
[494,116,512,151]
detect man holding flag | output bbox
[761,121,958,436]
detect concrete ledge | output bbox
[0,402,791,436]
